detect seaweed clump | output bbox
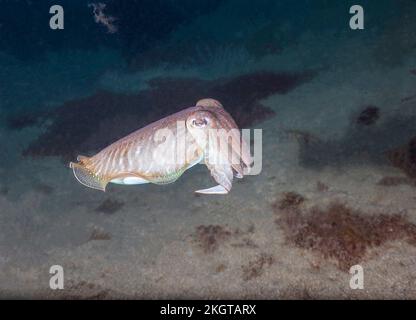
[193,225,232,254]
[274,192,305,210]
[274,195,416,271]
[60,280,111,300]
[95,199,124,215]
[241,253,275,281]
[191,224,257,254]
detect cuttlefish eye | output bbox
[191,117,209,128]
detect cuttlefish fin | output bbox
[69,157,108,191]
[196,161,233,195]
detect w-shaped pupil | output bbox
[193,118,207,127]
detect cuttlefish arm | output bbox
[195,161,233,194]
[188,99,252,194]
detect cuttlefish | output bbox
[69,98,252,194]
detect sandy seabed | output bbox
[2,91,416,299]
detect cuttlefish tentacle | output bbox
[196,160,233,194]
[70,98,252,194]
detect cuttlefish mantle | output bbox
[69,98,253,194]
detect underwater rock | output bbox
[23,71,314,160]
[356,105,380,126]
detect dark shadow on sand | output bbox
[296,105,416,176]
[15,71,315,161]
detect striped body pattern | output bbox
[70,99,252,194]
